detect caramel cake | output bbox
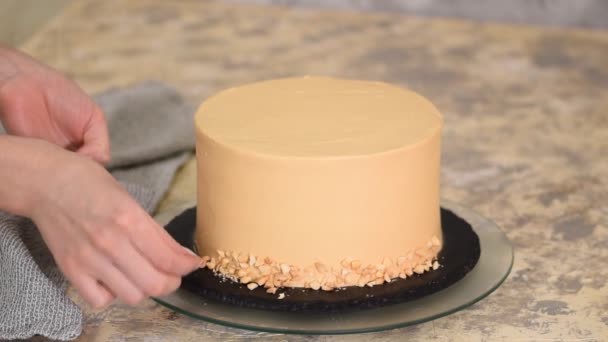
[194,77,443,295]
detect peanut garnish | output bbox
[397,256,407,266]
[237,253,248,263]
[344,272,359,286]
[432,261,440,270]
[258,265,271,275]
[357,277,368,287]
[248,254,256,266]
[201,239,442,291]
[314,262,328,273]
[200,256,210,268]
[256,276,269,286]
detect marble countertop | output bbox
[22,0,607,340]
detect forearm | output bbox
[0,135,57,216]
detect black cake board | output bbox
[165,207,481,312]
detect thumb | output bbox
[77,105,111,165]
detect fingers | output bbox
[78,104,110,165]
[129,214,202,277]
[84,249,145,305]
[68,273,114,309]
[150,214,202,260]
[68,229,184,308]
[100,232,183,298]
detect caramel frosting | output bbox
[194,76,443,291]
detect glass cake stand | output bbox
[153,200,513,334]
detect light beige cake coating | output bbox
[194,77,443,292]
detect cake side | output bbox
[194,77,443,293]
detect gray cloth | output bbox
[0,81,195,341]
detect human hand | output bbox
[31,139,200,307]
[9,138,202,308]
[0,47,110,164]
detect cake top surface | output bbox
[195,77,442,157]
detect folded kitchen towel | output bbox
[0,81,194,340]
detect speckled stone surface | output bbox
[21,0,608,341]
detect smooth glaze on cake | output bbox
[194,77,443,294]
